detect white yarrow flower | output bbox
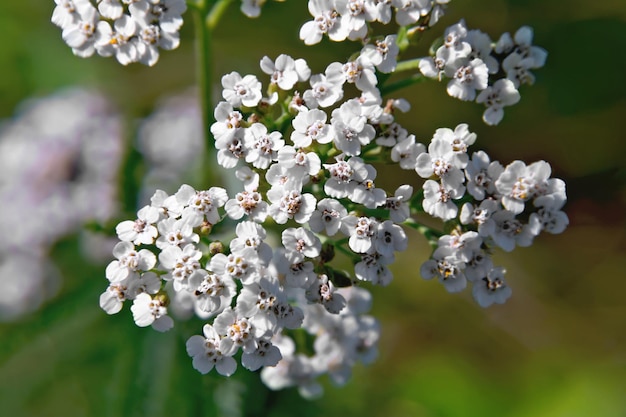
[221,72,263,108]
[186,324,237,375]
[476,79,521,126]
[130,293,174,331]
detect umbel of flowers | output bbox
[52,0,187,66]
[69,0,570,398]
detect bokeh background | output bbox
[1,1,625,416]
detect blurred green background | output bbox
[1,1,625,416]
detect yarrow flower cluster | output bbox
[51,0,187,65]
[300,0,450,45]
[416,142,568,306]
[101,181,381,397]
[75,0,570,398]
[102,47,567,395]
[419,20,547,125]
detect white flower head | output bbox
[130,293,174,332]
[221,71,263,108]
[415,136,466,191]
[176,184,228,227]
[225,190,268,222]
[276,146,321,186]
[330,99,376,156]
[189,269,236,316]
[106,241,156,283]
[300,0,348,45]
[445,58,489,101]
[476,79,521,126]
[464,151,504,200]
[308,198,348,236]
[52,0,90,29]
[305,274,346,314]
[235,166,260,191]
[391,135,425,170]
[282,227,322,263]
[354,250,394,286]
[186,324,237,375]
[61,5,109,58]
[210,252,257,285]
[489,209,537,252]
[374,220,408,258]
[116,204,159,245]
[260,54,311,90]
[360,35,399,73]
[242,339,282,371]
[230,221,273,265]
[211,101,243,142]
[98,0,124,20]
[495,160,552,214]
[214,307,260,355]
[422,180,464,221]
[95,16,139,65]
[511,26,548,69]
[158,243,203,291]
[291,108,333,148]
[267,186,317,225]
[244,123,284,169]
[472,267,512,307]
[343,216,378,253]
[385,185,413,223]
[502,53,537,87]
[420,246,467,293]
[432,123,476,167]
[155,217,199,250]
[303,70,345,109]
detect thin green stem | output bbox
[379,73,427,95]
[207,0,234,30]
[193,0,235,187]
[193,4,213,145]
[396,26,410,53]
[403,218,442,246]
[395,58,422,73]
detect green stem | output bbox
[193,4,213,147]
[193,0,234,187]
[403,218,442,246]
[379,73,427,96]
[207,0,234,30]
[396,26,410,53]
[395,58,422,73]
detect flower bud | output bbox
[154,291,170,307]
[209,241,225,255]
[200,221,213,235]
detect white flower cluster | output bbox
[300,0,450,45]
[92,0,567,397]
[101,47,418,393]
[414,134,568,306]
[419,20,548,125]
[101,181,381,397]
[51,0,186,66]
[102,37,567,392]
[0,88,123,320]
